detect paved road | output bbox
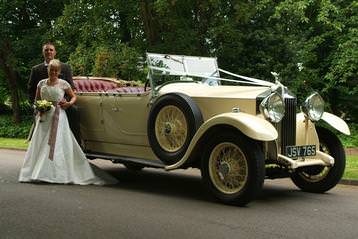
[1,149,357,239]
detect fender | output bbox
[321,112,350,135]
[197,112,278,141]
[296,112,351,147]
[165,112,277,170]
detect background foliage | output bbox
[0,115,32,138]
[0,0,357,124]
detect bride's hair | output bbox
[48,59,61,73]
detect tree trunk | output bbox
[139,0,160,46]
[0,40,21,123]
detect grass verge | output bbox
[344,155,358,180]
[0,137,28,150]
[0,137,357,180]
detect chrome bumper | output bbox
[278,151,334,169]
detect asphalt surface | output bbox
[1,149,358,239]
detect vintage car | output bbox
[73,53,350,206]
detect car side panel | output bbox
[77,92,156,159]
[101,93,151,145]
[77,94,105,140]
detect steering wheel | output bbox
[144,79,151,92]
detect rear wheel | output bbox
[201,131,265,206]
[290,127,346,193]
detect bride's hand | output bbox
[59,100,71,109]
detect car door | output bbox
[77,93,105,141]
[101,91,151,146]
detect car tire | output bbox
[148,93,203,165]
[201,131,265,206]
[290,127,346,193]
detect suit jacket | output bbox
[27,62,75,103]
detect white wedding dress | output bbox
[19,79,118,185]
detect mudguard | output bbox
[321,112,350,135]
[165,112,277,170]
[197,112,278,141]
[295,112,351,147]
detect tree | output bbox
[33,0,356,121]
[51,0,145,79]
[0,0,68,122]
[271,0,358,120]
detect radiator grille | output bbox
[276,97,297,155]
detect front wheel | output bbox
[201,131,265,206]
[290,127,346,193]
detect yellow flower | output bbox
[35,100,53,112]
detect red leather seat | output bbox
[74,79,117,92]
[73,77,145,93]
[107,87,145,94]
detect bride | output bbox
[19,59,117,185]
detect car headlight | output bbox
[301,92,324,121]
[260,93,285,123]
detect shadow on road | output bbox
[105,167,217,203]
[101,164,303,205]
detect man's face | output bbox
[42,44,56,63]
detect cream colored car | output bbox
[74,53,350,206]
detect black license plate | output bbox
[286,145,316,158]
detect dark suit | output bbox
[27,62,81,145]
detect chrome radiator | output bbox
[276,96,297,155]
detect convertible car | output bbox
[73,53,350,205]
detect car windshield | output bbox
[147,53,219,77]
[147,53,221,88]
[146,53,275,92]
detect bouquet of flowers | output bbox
[34,100,53,112]
[34,100,53,122]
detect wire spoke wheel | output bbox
[148,93,203,165]
[298,143,330,182]
[201,131,264,206]
[298,167,331,183]
[291,127,346,193]
[209,142,248,194]
[155,105,188,152]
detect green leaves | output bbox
[0,0,357,122]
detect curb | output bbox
[339,179,358,186]
[0,147,26,151]
[345,148,358,156]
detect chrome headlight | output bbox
[260,93,285,123]
[301,92,324,121]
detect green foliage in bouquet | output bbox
[34,100,53,112]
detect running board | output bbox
[85,151,166,169]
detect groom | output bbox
[27,42,81,145]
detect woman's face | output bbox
[48,66,60,79]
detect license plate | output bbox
[285,145,316,158]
